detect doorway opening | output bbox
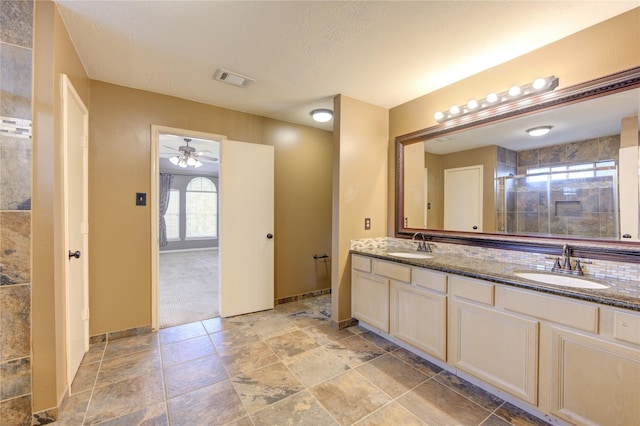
[151,127,225,329]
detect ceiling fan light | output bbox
[169,156,179,165]
[527,126,552,137]
[194,159,203,168]
[186,156,196,166]
[310,109,333,123]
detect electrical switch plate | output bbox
[136,192,146,206]
[364,217,371,230]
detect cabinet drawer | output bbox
[503,288,598,333]
[613,311,640,345]
[412,268,447,293]
[373,260,411,282]
[450,276,494,306]
[352,255,371,272]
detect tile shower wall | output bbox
[505,135,620,238]
[0,0,34,424]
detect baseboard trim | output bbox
[275,288,331,305]
[330,317,359,330]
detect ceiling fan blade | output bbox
[163,145,179,151]
[198,155,219,162]
[193,150,213,155]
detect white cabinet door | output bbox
[449,299,539,405]
[549,326,640,426]
[390,281,447,361]
[351,270,389,333]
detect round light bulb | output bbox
[486,93,498,103]
[526,126,552,137]
[532,78,547,90]
[509,85,522,97]
[434,111,445,121]
[449,105,460,115]
[467,99,478,110]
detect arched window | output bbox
[186,177,217,239]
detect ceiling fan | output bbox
[164,138,218,168]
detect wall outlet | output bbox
[136,192,146,206]
[364,217,371,230]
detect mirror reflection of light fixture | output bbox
[527,125,553,137]
[434,76,559,123]
[168,138,206,168]
[310,109,333,123]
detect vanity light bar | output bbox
[434,76,559,123]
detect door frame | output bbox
[61,74,89,384]
[150,125,226,331]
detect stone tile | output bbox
[537,144,565,165]
[598,134,620,161]
[70,360,99,394]
[0,135,31,210]
[566,139,598,164]
[225,417,253,426]
[355,401,426,425]
[226,309,281,324]
[359,330,400,352]
[250,390,338,426]
[81,341,105,365]
[56,390,91,425]
[217,340,279,376]
[481,414,513,426]
[96,349,161,389]
[494,402,550,426]
[161,335,214,367]
[0,0,33,47]
[108,326,152,341]
[32,407,57,425]
[167,380,246,426]
[283,347,350,388]
[164,354,228,398]
[517,149,538,167]
[286,309,330,328]
[159,321,206,344]
[274,300,313,315]
[232,362,304,414]
[303,323,354,345]
[398,379,490,425]
[324,334,386,368]
[96,401,168,426]
[84,370,165,424]
[356,353,428,398]
[249,315,298,339]
[0,284,30,360]
[0,393,31,426]
[0,43,32,120]
[209,322,261,350]
[102,333,159,360]
[0,211,30,284]
[434,370,504,411]
[0,357,30,399]
[265,329,320,359]
[310,369,390,426]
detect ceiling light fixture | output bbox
[310,109,333,123]
[434,76,559,123]
[169,138,205,168]
[526,126,553,137]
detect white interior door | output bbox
[219,140,274,317]
[444,165,483,232]
[62,75,89,385]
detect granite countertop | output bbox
[351,247,640,312]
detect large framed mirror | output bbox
[396,66,640,261]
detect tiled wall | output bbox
[0,0,34,424]
[503,135,620,238]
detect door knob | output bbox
[68,250,81,259]
[266,233,273,239]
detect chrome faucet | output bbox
[412,232,436,252]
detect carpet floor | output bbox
[159,249,219,328]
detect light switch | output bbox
[136,192,146,206]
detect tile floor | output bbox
[54,295,550,425]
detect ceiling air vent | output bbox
[213,69,255,88]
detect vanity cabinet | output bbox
[390,269,447,361]
[351,255,395,333]
[448,276,539,405]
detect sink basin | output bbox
[387,252,433,259]
[514,272,609,289]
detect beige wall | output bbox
[32,0,90,412]
[88,81,332,335]
[331,95,389,323]
[388,8,640,235]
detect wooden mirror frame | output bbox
[395,66,640,262]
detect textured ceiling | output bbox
[56,1,639,131]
